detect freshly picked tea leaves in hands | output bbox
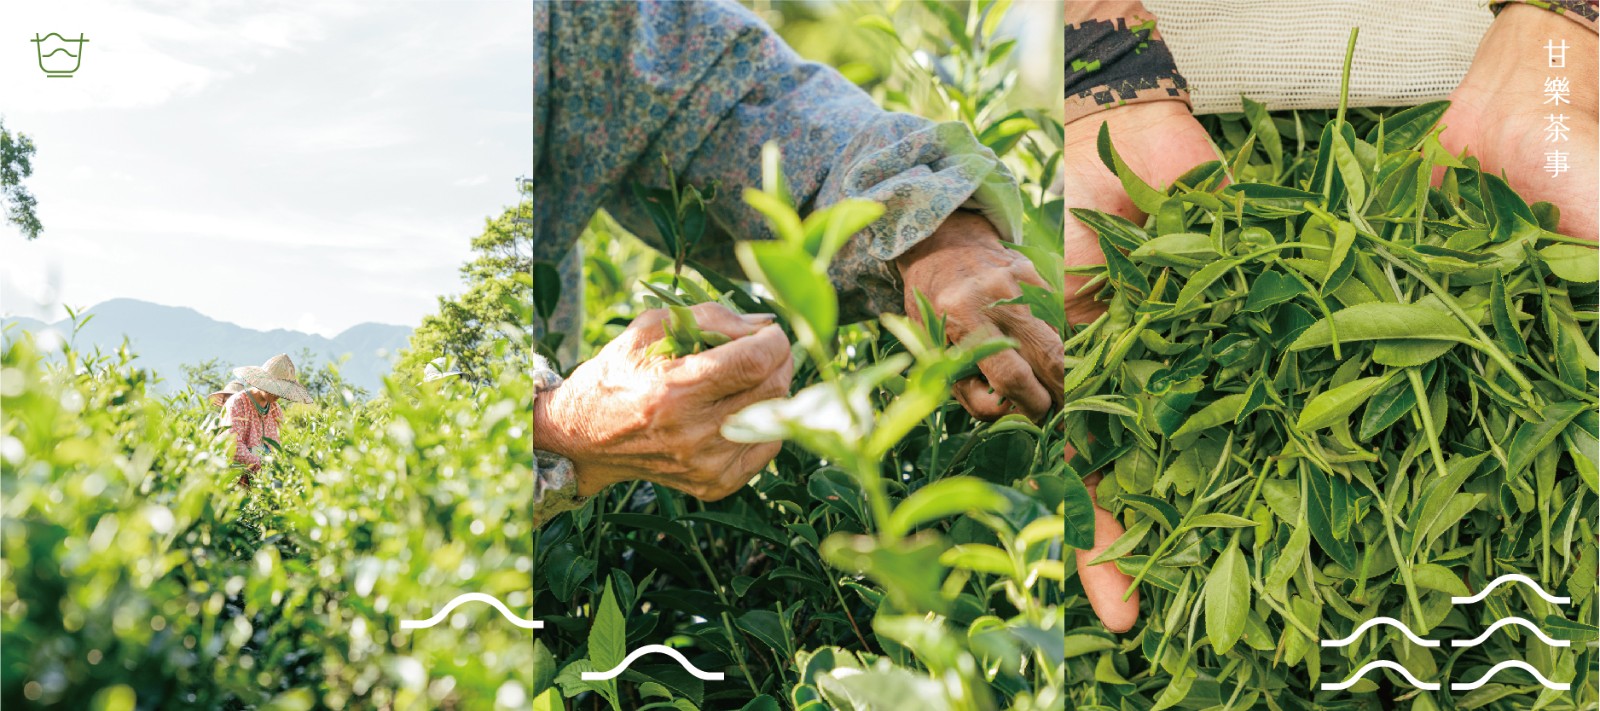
[1064,34,1598,709]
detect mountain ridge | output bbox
[1,299,412,394]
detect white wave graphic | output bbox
[1320,660,1440,691]
[1451,574,1570,605]
[1321,616,1438,648]
[1451,617,1570,648]
[1451,660,1571,691]
[398,592,543,630]
[580,644,725,681]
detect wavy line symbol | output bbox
[398,593,543,630]
[1321,616,1439,648]
[1451,574,1570,605]
[1452,617,1571,648]
[1450,661,1571,691]
[581,645,726,681]
[40,48,78,58]
[1320,660,1441,691]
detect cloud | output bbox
[4,0,531,335]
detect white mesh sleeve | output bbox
[1143,0,1494,114]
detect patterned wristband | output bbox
[1065,14,1191,125]
[1491,0,1599,33]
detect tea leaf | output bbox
[1097,122,1166,214]
[1288,302,1471,351]
[1205,537,1249,654]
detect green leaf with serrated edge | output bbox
[1539,243,1600,283]
[1480,172,1540,244]
[1171,393,1249,442]
[1298,376,1389,431]
[1098,234,1150,297]
[1121,493,1182,530]
[1358,377,1416,440]
[1288,302,1471,351]
[1306,467,1358,570]
[1087,517,1153,566]
[1365,101,1450,152]
[886,478,1010,538]
[1061,471,1096,550]
[1205,537,1249,654]
[1242,96,1283,175]
[1096,121,1166,214]
[1240,269,1306,313]
[1069,207,1148,250]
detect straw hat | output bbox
[208,380,248,407]
[232,354,313,404]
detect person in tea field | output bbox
[533,5,1064,523]
[222,354,313,487]
[1063,0,1598,632]
[208,379,248,409]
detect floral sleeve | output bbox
[532,0,1023,323]
[228,395,263,472]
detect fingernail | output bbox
[741,313,777,324]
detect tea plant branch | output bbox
[683,524,761,696]
[1321,28,1360,210]
[1405,369,1450,477]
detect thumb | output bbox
[1075,474,1140,633]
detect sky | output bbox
[1,0,531,336]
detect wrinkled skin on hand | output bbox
[897,210,1066,423]
[533,302,794,500]
[1439,3,1599,241]
[1062,100,1215,633]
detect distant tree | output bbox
[291,348,369,402]
[1,117,41,240]
[180,357,230,396]
[397,179,530,383]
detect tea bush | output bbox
[533,2,1068,710]
[3,329,541,709]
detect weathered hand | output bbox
[1064,101,1217,326]
[1439,3,1598,241]
[532,302,794,500]
[896,210,1066,423]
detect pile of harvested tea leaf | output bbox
[1062,38,1598,710]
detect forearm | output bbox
[233,445,261,470]
[545,0,1018,321]
[1064,0,1189,125]
[532,354,590,527]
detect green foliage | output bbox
[0,116,42,240]
[3,314,538,709]
[399,179,532,384]
[1064,35,1598,709]
[537,3,1066,709]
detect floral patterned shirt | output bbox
[224,392,282,472]
[530,0,1025,526]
